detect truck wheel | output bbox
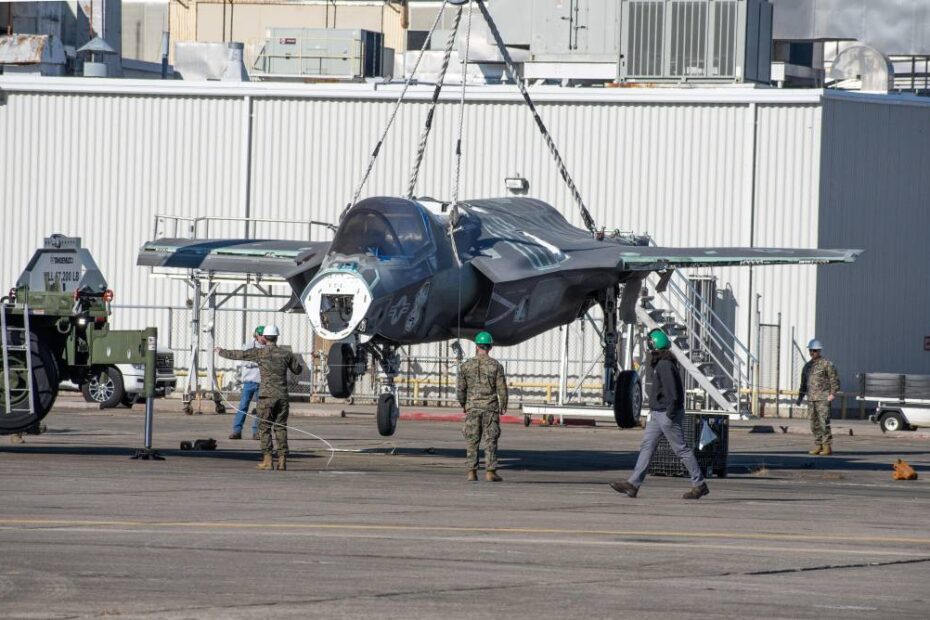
[326,343,356,399]
[82,366,124,409]
[613,370,642,429]
[880,411,907,433]
[0,332,59,434]
[120,393,139,408]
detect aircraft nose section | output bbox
[302,271,373,341]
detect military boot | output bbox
[467,469,477,481]
[486,470,502,482]
[277,453,287,471]
[820,445,833,456]
[808,445,823,455]
[256,453,274,470]
[10,433,24,445]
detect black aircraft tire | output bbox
[81,366,124,409]
[326,343,356,399]
[0,333,59,434]
[376,393,399,437]
[613,370,642,429]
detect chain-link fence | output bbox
[111,301,611,406]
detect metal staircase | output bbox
[635,271,755,413]
[1,304,35,417]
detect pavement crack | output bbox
[738,556,930,576]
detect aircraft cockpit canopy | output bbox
[331,199,432,259]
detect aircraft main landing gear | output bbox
[600,286,642,429]
[326,342,357,399]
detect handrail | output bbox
[650,273,752,389]
[639,234,756,395]
[152,214,337,242]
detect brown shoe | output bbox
[609,480,638,497]
[820,445,832,456]
[683,483,710,500]
[10,434,24,445]
[228,432,241,440]
[256,453,274,470]
[486,470,502,482]
[466,469,477,481]
[277,454,287,471]
[808,445,822,455]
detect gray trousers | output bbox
[629,409,705,487]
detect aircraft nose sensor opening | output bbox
[303,271,372,341]
[320,294,354,334]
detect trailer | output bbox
[1,235,160,435]
[858,373,930,432]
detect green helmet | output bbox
[255,325,265,336]
[647,328,670,351]
[475,331,494,346]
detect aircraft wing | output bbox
[137,238,330,278]
[613,246,862,271]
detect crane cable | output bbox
[406,5,465,198]
[474,0,598,235]
[344,0,451,220]
[449,0,473,229]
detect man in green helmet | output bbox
[457,331,509,482]
[609,328,709,500]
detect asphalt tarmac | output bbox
[2,395,930,619]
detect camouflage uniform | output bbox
[798,357,840,447]
[219,345,302,456]
[457,356,508,471]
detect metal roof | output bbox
[1,75,929,109]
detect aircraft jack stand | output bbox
[131,448,164,461]
[131,397,165,460]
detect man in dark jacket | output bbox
[609,329,709,500]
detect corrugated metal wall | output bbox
[4,79,906,394]
[818,94,930,389]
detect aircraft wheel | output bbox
[326,343,356,399]
[376,393,399,436]
[613,370,642,429]
[0,332,59,434]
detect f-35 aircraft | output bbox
[138,195,860,436]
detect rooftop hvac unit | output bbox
[619,0,772,83]
[256,28,385,80]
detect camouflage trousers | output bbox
[257,397,289,456]
[809,400,833,447]
[463,408,501,471]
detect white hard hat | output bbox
[807,339,823,350]
[263,325,280,337]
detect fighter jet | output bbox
[138,195,860,436]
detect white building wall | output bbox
[3,78,915,397]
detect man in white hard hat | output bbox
[796,339,840,456]
[216,325,302,471]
